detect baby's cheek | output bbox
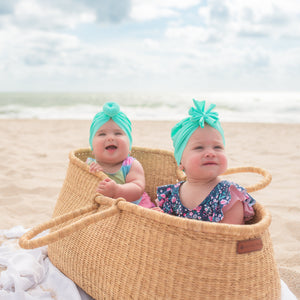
[219,153,228,171]
[188,155,202,166]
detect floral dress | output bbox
[157,180,256,222]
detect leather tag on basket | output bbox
[237,238,263,254]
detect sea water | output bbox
[0,91,299,123]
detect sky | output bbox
[1,0,300,93]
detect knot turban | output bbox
[89,102,132,150]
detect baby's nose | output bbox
[107,134,114,141]
[205,149,215,157]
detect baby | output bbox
[156,99,256,224]
[87,102,154,208]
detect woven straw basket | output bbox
[19,147,281,300]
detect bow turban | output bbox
[171,99,225,165]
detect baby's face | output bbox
[92,119,130,165]
[180,125,227,181]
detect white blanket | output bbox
[0,226,297,300]
[0,226,93,300]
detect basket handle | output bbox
[223,166,272,192]
[19,196,125,249]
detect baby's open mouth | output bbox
[106,145,117,150]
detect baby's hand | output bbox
[151,199,164,212]
[89,162,103,173]
[96,178,119,198]
[151,207,164,212]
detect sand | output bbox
[0,119,299,298]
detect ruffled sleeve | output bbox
[222,184,256,222]
[121,156,135,177]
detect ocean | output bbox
[0,92,299,123]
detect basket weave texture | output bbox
[19,147,280,300]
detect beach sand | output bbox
[0,119,299,298]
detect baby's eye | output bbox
[214,145,224,150]
[98,132,106,136]
[115,131,123,135]
[194,146,203,150]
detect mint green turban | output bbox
[89,102,132,150]
[171,99,225,165]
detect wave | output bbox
[0,92,299,123]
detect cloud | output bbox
[165,25,222,43]
[196,0,299,40]
[0,1,19,15]
[130,0,202,21]
[0,0,131,31]
[42,0,131,23]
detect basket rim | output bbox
[95,196,271,238]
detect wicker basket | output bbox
[19,147,281,300]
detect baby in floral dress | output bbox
[156,99,255,224]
